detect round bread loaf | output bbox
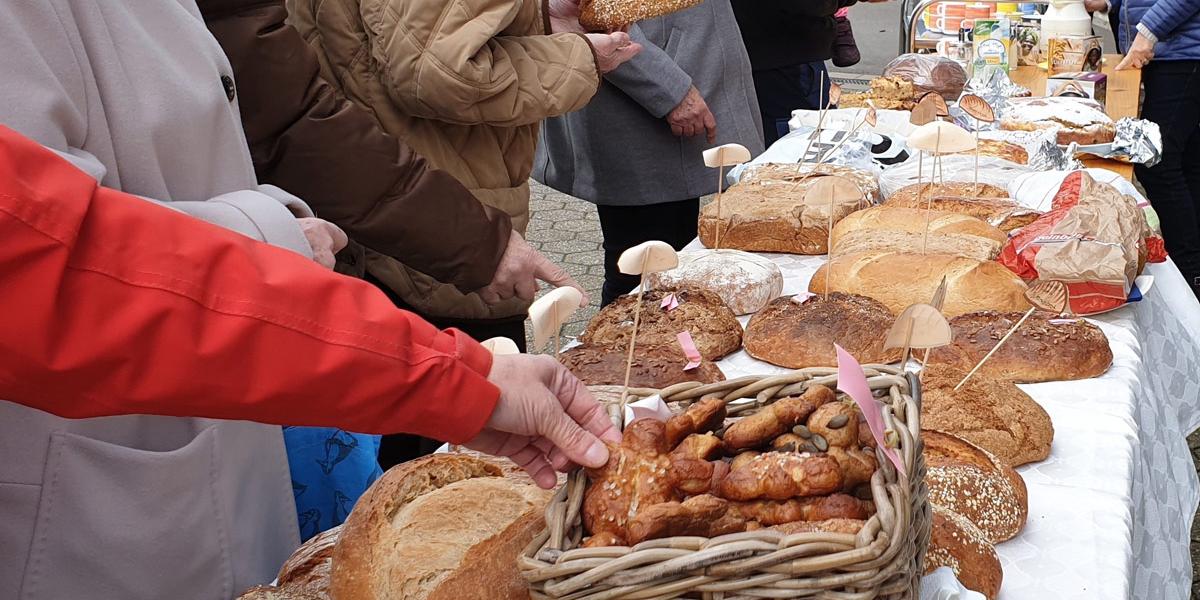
[808,252,1031,317]
[330,455,552,600]
[929,310,1112,382]
[744,293,901,368]
[698,164,877,255]
[560,343,725,388]
[276,525,339,598]
[926,504,1003,600]
[831,206,1007,261]
[923,430,1028,543]
[920,365,1054,467]
[580,289,743,360]
[646,249,784,315]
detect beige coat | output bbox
[287,0,601,320]
[0,2,304,598]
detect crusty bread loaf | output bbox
[886,182,1009,203]
[884,184,1041,233]
[560,343,725,388]
[808,252,1031,317]
[920,365,1054,467]
[923,430,1028,543]
[579,0,702,30]
[955,139,1029,165]
[744,293,901,368]
[236,587,321,600]
[830,206,1007,261]
[646,249,784,315]
[276,525,339,598]
[929,311,1112,382]
[580,289,743,360]
[330,455,552,600]
[927,504,1003,600]
[1000,97,1116,146]
[698,164,877,255]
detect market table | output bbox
[1009,55,1142,179]
[679,170,1200,598]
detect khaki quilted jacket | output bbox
[287,0,601,320]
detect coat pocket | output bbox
[20,427,232,600]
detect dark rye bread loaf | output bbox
[920,365,1054,467]
[560,344,725,388]
[743,293,901,368]
[580,289,743,360]
[923,430,1028,543]
[929,311,1112,383]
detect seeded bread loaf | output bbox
[929,311,1112,382]
[830,206,1008,261]
[923,430,1028,543]
[330,455,552,600]
[580,289,743,360]
[920,365,1054,467]
[926,504,1003,600]
[579,0,702,31]
[808,252,1031,317]
[560,343,725,388]
[743,293,901,368]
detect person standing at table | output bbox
[1111,0,1200,298]
[533,0,765,306]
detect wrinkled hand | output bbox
[586,32,642,73]
[297,217,348,269]
[480,231,589,305]
[667,85,717,143]
[1083,0,1108,12]
[466,354,622,489]
[549,0,584,33]
[1117,32,1154,70]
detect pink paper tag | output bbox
[677,331,703,371]
[661,293,679,311]
[835,344,906,475]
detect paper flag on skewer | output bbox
[702,143,752,168]
[907,121,977,154]
[884,304,952,350]
[835,344,906,475]
[480,337,520,355]
[528,286,584,352]
[959,94,997,123]
[677,331,703,371]
[618,241,679,275]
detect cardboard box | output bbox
[1048,72,1108,109]
[1047,35,1103,75]
[973,18,1013,72]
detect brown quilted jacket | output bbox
[286,0,601,319]
[199,0,513,301]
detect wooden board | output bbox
[1009,54,1142,181]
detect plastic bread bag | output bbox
[999,171,1164,315]
[1008,168,1167,261]
[878,153,1032,199]
[883,54,968,101]
[727,124,880,185]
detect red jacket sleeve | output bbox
[0,125,499,444]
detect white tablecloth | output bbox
[681,238,1200,599]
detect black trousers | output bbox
[751,61,831,147]
[596,199,701,307]
[1134,61,1200,296]
[363,272,528,469]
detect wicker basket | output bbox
[520,365,929,600]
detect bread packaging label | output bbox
[973,19,1013,72]
[1047,72,1107,110]
[1046,35,1103,75]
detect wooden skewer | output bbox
[824,184,835,300]
[714,164,725,249]
[799,71,830,168]
[954,307,1037,390]
[973,128,981,195]
[921,127,943,256]
[619,253,651,408]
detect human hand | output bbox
[1117,32,1155,70]
[466,354,621,489]
[297,217,348,269]
[480,231,590,305]
[1083,0,1108,12]
[586,32,642,73]
[667,86,717,143]
[549,0,584,33]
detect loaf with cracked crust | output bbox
[580,288,742,360]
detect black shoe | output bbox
[832,15,861,68]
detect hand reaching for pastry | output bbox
[480,231,589,305]
[297,217,348,269]
[667,86,717,143]
[467,354,621,489]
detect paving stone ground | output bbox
[525,179,1200,598]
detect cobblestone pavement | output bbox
[526,179,1200,598]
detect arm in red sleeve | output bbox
[0,125,498,444]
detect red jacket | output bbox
[0,125,499,444]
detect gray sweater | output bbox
[534,0,765,206]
